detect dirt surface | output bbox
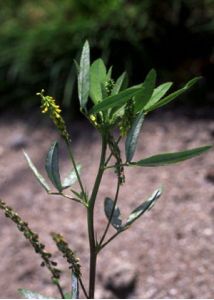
[0,110,213,299]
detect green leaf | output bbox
[106,66,113,80]
[125,111,144,162]
[134,69,156,112]
[78,40,90,109]
[104,197,122,231]
[89,58,106,104]
[18,288,51,299]
[146,77,202,112]
[111,72,126,95]
[125,188,162,227]
[144,82,173,110]
[132,145,212,167]
[45,141,62,191]
[23,151,50,192]
[64,293,72,299]
[62,165,81,190]
[90,86,141,114]
[71,273,79,299]
[73,59,80,75]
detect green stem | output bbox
[66,141,86,200]
[99,229,126,251]
[98,176,120,247]
[87,133,107,298]
[49,192,81,204]
[104,136,121,166]
[79,278,89,299]
[105,162,129,170]
[56,282,65,299]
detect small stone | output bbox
[169,288,178,296]
[9,133,28,150]
[205,168,214,184]
[203,228,213,236]
[103,259,138,298]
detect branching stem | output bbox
[98,176,120,247]
[87,133,107,298]
[79,278,89,299]
[104,136,121,166]
[99,229,126,251]
[65,141,86,202]
[56,282,65,299]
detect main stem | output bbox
[87,133,107,298]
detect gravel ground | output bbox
[0,110,213,299]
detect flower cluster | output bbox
[119,99,135,137]
[108,134,125,184]
[52,233,81,278]
[0,200,61,280]
[104,79,115,96]
[37,90,70,142]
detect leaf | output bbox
[45,141,62,191]
[125,111,144,162]
[71,273,79,299]
[111,72,126,95]
[90,86,141,114]
[146,77,202,112]
[144,82,173,110]
[134,69,156,112]
[64,293,72,299]
[125,188,162,227]
[18,288,51,299]
[73,59,80,75]
[62,165,81,189]
[23,151,50,192]
[132,145,212,167]
[78,40,90,109]
[104,197,122,230]
[106,66,113,80]
[89,58,107,104]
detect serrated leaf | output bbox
[62,165,81,189]
[131,145,212,167]
[125,188,162,227]
[89,58,107,104]
[144,82,173,110]
[111,72,126,95]
[23,151,50,192]
[45,141,62,192]
[18,288,51,299]
[71,273,79,299]
[146,76,202,112]
[104,197,122,230]
[90,86,141,114]
[134,69,156,112]
[78,40,90,109]
[125,111,144,162]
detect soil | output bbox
[0,109,213,299]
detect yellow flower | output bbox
[37,90,70,142]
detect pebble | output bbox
[205,167,214,184]
[103,259,138,298]
[169,288,178,296]
[203,228,213,236]
[9,133,28,150]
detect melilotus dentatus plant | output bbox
[0,41,212,299]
